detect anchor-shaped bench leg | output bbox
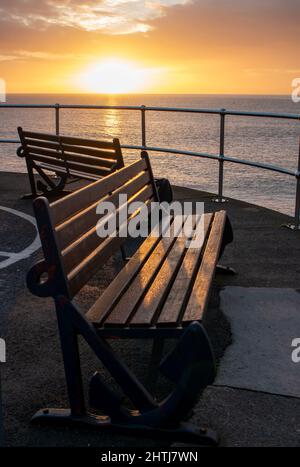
[22,161,69,199]
[32,298,219,446]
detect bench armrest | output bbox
[26,260,55,298]
[16,145,25,158]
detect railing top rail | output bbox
[0,139,297,178]
[0,100,299,227]
[0,103,299,120]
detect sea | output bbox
[1,93,299,217]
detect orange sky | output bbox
[0,0,299,94]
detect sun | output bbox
[76,58,149,94]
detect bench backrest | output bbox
[32,152,159,299]
[17,128,124,178]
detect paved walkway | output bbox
[216,287,300,398]
[0,173,299,446]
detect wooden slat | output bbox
[26,147,65,159]
[51,158,148,226]
[26,152,111,177]
[22,131,62,142]
[57,170,151,251]
[129,215,203,327]
[103,216,189,327]
[29,148,113,173]
[68,235,124,298]
[103,238,175,327]
[181,211,227,324]
[62,184,153,274]
[157,213,213,327]
[37,163,101,181]
[26,140,116,167]
[25,139,61,150]
[62,145,116,163]
[23,131,116,149]
[60,135,117,150]
[67,198,153,298]
[87,233,162,326]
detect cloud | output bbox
[0,0,191,35]
[0,54,19,62]
[245,68,300,76]
[0,50,75,62]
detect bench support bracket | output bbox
[31,408,218,446]
[216,264,237,275]
[30,297,219,446]
[22,165,69,199]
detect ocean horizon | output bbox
[1,93,299,216]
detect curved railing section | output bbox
[0,103,299,229]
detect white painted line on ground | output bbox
[0,206,41,269]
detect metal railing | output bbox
[0,103,300,229]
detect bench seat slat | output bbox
[129,215,202,327]
[86,233,162,325]
[103,236,176,327]
[181,211,227,324]
[157,213,213,327]
[103,216,191,328]
[129,235,193,327]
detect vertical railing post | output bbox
[55,103,60,136]
[141,105,146,148]
[284,138,300,230]
[294,174,300,230]
[295,137,300,230]
[213,108,227,203]
[286,137,300,230]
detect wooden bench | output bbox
[27,152,233,445]
[17,127,124,198]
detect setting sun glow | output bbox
[1,1,298,94]
[76,59,150,94]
